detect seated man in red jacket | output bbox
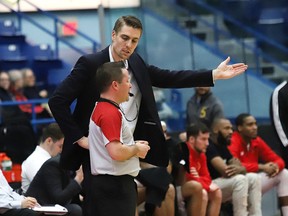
[176,122,222,216]
[229,113,288,216]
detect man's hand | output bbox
[269,162,280,177]
[77,136,89,149]
[39,89,48,98]
[213,57,248,80]
[74,165,84,185]
[135,140,150,159]
[190,167,200,178]
[228,157,242,166]
[21,197,38,208]
[225,164,246,177]
[259,162,279,177]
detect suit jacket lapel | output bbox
[128,53,159,124]
[128,54,146,94]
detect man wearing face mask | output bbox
[206,118,262,216]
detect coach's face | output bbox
[111,24,141,61]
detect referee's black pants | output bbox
[90,174,137,216]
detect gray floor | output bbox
[138,186,282,216]
[262,187,281,216]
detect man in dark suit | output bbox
[48,15,248,216]
[25,155,83,216]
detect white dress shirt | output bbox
[109,46,142,134]
[0,169,24,210]
[21,146,51,193]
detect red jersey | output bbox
[185,142,212,191]
[228,132,285,172]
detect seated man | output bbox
[0,169,41,216]
[137,121,202,216]
[21,123,64,194]
[229,113,288,216]
[160,121,202,216]
[174,122,222,216]
[136,162,175,216]
[136,121,176,216]
[25,154,83,216]
[170,145,203,216]
[207,118,262,216]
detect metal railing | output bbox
[0,99,55,132]
[0,0,101,57]
[189,0,288,71]
[141,0,288,77]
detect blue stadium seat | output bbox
[256,7,288,60]
[260,0,288,9]
[32,44,54,60]
[257,8,288,41]
[0,20,17,36]
[0,20,25,45]
[0,44,26,61]
[29,43,62,84]
[221,0,262,23]
[0,44,28,70]
[221,0,262,37]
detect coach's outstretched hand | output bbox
[213,56,248,80]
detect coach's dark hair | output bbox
[186,122,209,141]
[96,61,126,93]
[113,15,143,34]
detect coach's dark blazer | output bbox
[25,155,82,206]
[48,46,214,170]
